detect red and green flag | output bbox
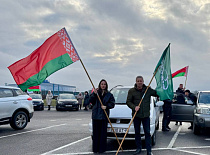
[27,86,41,92]
[8,28,80,91]
[172,66,189,78]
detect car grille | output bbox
[33,101,41,104]
[110,118,131,124]
[63,101,75,105]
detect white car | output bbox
[0,86,34,130]
[89,85,163,145]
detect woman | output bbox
[83,91,90,111]
[46,90,53,110]
[89,79,115,153]
[77,92,84,110]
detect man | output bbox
[126,76,158,155]
[162,99,172,131]
[175,84,185,125]
[176,84,185,94]
[185,89,197,129]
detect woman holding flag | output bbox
[89,79,115,154]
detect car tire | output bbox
[151,130,156,146]
[56,107,60,111]
[193,123,200,135]
[10,111,28,130]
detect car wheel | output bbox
[193,123,200,135]
[56,107,60,111]
[42,106,44,111]
[10,111,28,130]
[151,130,156,146]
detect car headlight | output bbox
[58,101,64,104]
[196,107,209,114]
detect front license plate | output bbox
[33,105,37,106]
[107,127,127,133]
[66,105,72,107]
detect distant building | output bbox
[6,80,77,98]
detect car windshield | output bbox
[59,94,76,99]
[30,94,42,99]
[111,88,129,104]
[198,92,210,104]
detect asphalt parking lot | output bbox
[0,108,210,155]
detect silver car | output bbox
[193,91,210,134]
[89,86,163,145]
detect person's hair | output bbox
[85,91,88,94]
[136,76,144,81]
[185,89,190,93]
[98,79,108,91]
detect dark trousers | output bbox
[92,119,107,153]
[79,104,82,110]
[162,104,172,128]
[48,105,50,110]
[133,117,151,153]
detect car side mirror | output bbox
[156,101,164,107]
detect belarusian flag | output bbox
[27,86,41,92]
[8,28,80,91]
[172,66,189,78]
[154,43,174,100]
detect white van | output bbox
[89,85,163,145]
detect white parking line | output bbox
[175,149,208,155]
[167,126,181,148]
[44,146,210,155]
[0,124,66,139]
[41,136,91,155]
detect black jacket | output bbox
[90,91,115,120]
[126,84,158,118]
[84,94,90,106]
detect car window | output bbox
[59,94,76,99]
[30,94,42,99]
[0,88,13,98]
[198,92,210,104]
[14,89,27,95]
[111,88,129,104]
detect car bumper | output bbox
[194,113,210,128]
[56,104,79,110]
[33,104,44,110]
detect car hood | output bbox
[33,99,43,102]
[59,99,77,102]
[110,104,132,118]
[198,103,210,108]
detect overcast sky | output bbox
[0,0,209,92]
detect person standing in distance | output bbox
[126,76,158,155]
[89,79,115,154]
[46,90,53,110]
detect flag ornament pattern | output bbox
[8,28,80,91]
[154,43,174,101]
[172,66,189,78]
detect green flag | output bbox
[154,43,173,100]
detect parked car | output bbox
[193,91,210,134]
[56,93,79,111]
[89,85,163,145]
[0,86,34,130]
[29,94,44,111]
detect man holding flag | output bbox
[124,44,173,155]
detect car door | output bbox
[0,88,18,119]
[171,93,195,122]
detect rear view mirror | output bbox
[156,101,164,107]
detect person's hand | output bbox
[101,105,106,110]
[135,106,140,112]
[93,88,98,94]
